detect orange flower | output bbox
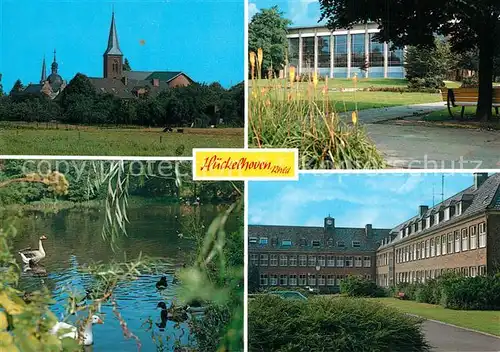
[257,48,263,69]
[352,111,358,125]
[289,66,296,85]
[312,71,318,88]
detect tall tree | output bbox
[319,0,500,121]
[9,79,24,96]
[0,73,3,96]
[123,58,132,71]
[249,6,292,77]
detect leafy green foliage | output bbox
[248,295,431,352]
[405,39,451,89]
[9,80,24,97]
[249,6,292,77]
[340,275,386,297]
[123,58,132,71]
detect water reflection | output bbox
[2,203,237,351]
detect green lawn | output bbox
[0,125,244,156]
[370,298,500,336]
[251,78,408,89]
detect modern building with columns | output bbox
[287,23,405,79]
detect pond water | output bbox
[2,203,239,351]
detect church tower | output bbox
[40,56,47,83]
[103,10,123,79]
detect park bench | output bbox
[441,87,500,118]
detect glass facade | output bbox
[317,35,331,76]
[302,37,315,70]
[388,43,405,78]
[288,38,299,68]
[369,33,385,78]
[351,33,365,69]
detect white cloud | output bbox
[287,0,322,26]
[248,2,258,23]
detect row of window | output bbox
[250,254,372,268]
[249,237,362,248]
[260,273,372,287]
[394,223,486,264]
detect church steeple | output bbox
[103,9,124,79]
[51,49,58,74]
[40,56,47,83]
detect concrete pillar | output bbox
[314,30,318,73]
[364,26,370,78]
[330,33,334,78]
[384,42,389,78]
[298,32,303,75]
[347,31,352,78]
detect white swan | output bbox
[49,314,103,346]
[18,235,48,264]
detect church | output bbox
[22,10,193,100]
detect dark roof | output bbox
[123,71,192,83]
[88,77,170,99]
[104,11,122,56]
[23,84,43,94]
[248,225,391,252]
[382,173,500,248]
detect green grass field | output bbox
[0,125,244,156]
[370,298,500,336]
[251,78,409,89]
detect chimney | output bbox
[365,224,372,237]
[419,205,429,216]
[474,173,488,189]
[152,78,160,87]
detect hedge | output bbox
[340,275,387,297]
[248,295,430,352]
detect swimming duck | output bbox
[156,276,168,290]
[23,259,47,276]
[49,314,103,346]
[156,302,168,330]
[18,235,48,264]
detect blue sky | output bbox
[0,0,243,91]
[249,0,324,26]
[248,173,479,229]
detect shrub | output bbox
[440,275,500,310]
[189,304,232,352]
[405,39,451,89]
[248,295,431,352]
[461,76,479,88]
[340,275,386,297]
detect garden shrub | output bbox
[189,304,232,351]
[440,275,500,310]
[248,295,430,352]
[340,275,386,297]
[461,76,479,88]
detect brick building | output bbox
[376,172,500,287]
[249,173,500,292]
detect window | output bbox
[250,254,259,266]
[282,239,292,246]
[454,231,460,253]
[249,237,258,244]
[308,274,316,286]
[416,243,420,259]
[312,240,321,247]
[327,275,335,286]
[336,256,344,267]
[289,37,300,68]
[289,255,297,266]
[308,256,317,267]
[388,45,403,67]
[289,274,297,286]
[279,274,288,286]
[444,208,450,221]
[271,238,278,246]
[318,255,326,267]
[327,255,335,267]
[299,255,307,266]
[345,256,353,267]
[470,267,477,277]
[260,254,268,266]
[327,238,334,247]
[336,275,344,286]
[425,240,430,258]
[364,274,371,280]
[259,237,268,245]
[447,233,453,253]
[270,274,278,286]
[334,34,348,67]
[364,256,371,267]
[461,229,469,251]
[260,274,268,286]
[299,274,307,286]
[442,235,447,254]
[270,254,278,266]
[434,213,440,225]
[352,241,361,247]
[318,36,331,68]
[479,222,486,248]
[430,238,435,257]
[337,241,345,247]
[355,256,362,267]
[299,238,307,246]
[435,237,441,256]
[280,255,288,266]
[302,36,315,69]
[470,225,477,249]
[351,33,366,69]
[369,34,384,68]
[426,217,431,229]
[413,244,417,259]
[318,275,326,286]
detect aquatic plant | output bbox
[248,49,386,169]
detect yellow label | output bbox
[193,149,298,180]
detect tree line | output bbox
[0,160,242,205]
[0,73,244,127]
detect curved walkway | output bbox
[422,320,500,352]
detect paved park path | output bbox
[341,102,500,168]
[422,320,500,352]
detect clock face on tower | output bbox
[326,219,333,225]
